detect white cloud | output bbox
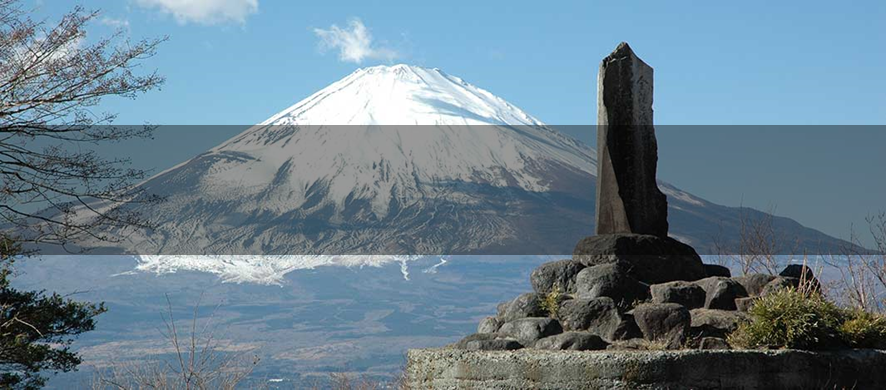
[136,0,258,25]
[313,18,398,64]
[15,33,84,64]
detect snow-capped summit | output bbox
[261,64,544,126]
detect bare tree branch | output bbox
[0,0,166,251]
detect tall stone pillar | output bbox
[595,42,669,237]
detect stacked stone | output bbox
[452,42,821,353]
[454,258,820,352]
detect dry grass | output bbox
[540,286,563,319]
[713,207,886,351]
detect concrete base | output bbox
[406,348,886,390]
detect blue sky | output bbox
[34,0,886,244]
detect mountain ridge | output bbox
[43,64,857,283]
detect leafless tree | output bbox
[0,0,165,251]
[712,204,800,275]
[736,205,801,275]
[90,295,260,390]
[826,212,886,313]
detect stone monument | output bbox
[595,42,668,237]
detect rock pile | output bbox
[451,42,821,354]
[454,258,820,352]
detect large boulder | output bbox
[530,259,586,295]
[689,309,750,339]
[477,316,502,334]
[497,293,546,322]
[574,262,649,307]
[572,234,706,284]
[631,303,691,345]
[557,297,639,340]
[732,274,777,297]
[650,281,706,309]
[696,277,748,310]
[703,264,731,278]
[779,264,821,292]
[498,318,563,346]
[779,264,817,281]
[533,332,609,351]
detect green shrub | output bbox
[540,286,563,319]
[840,310,886,349]
[727,287,845,350]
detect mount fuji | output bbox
[61,64,850,283]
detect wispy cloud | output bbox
[100,17,131,32]
[136,0,258,25]
[313,18,398,64]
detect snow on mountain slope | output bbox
[109,65,596,283]
[215,64,594,196]
[56,64,852,284]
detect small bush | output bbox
[540,286,562,319]
[728,287,845,350]
[840,310,886,349]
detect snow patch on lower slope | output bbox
[134,255,423,285]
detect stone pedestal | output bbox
[406,348,886,390]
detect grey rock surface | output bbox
[650,281,706,309]
[698,337,731,350]
[574,262,649,306]
[697,276,748,310]
[733,274,777,296]
[572,234,706,284]
[532,331,609,351]
[497,292,546,322]
[477,316,502,334]
[595,42,668,238]
[530,259,585,295]
[407,348,886,389]
[689,309,749,339]
[557,297,639,340]
[631,303,691,344]
[761,276,801,296]
[498,318,563,346]
[558,297,617,331]
[735,296,758,312]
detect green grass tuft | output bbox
[840,310,886,349]
[728,287,886,351]
[727,287,845,350]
